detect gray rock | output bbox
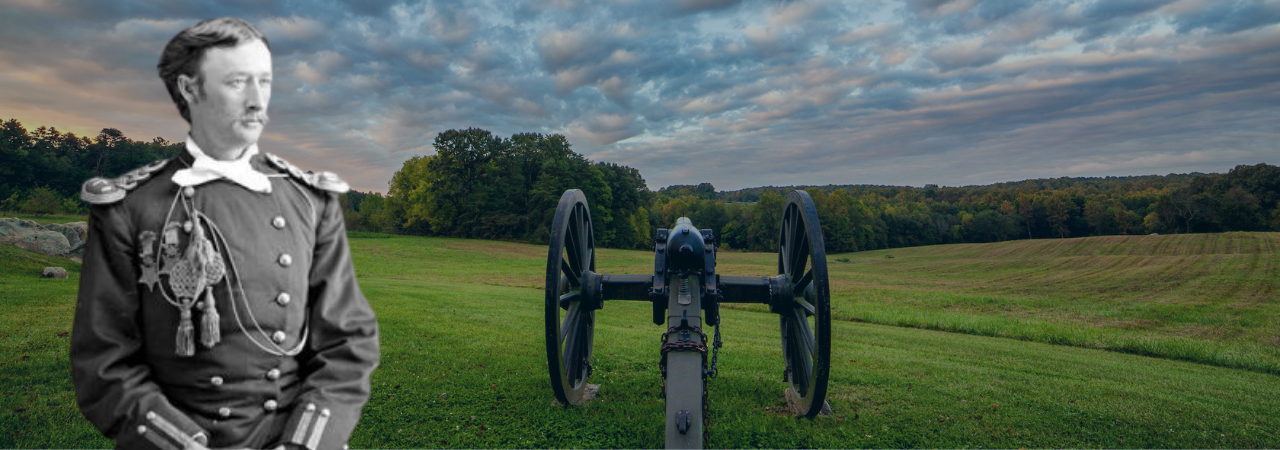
[45,222,88,255]
[1,217,83,257]
[16,230,72,256]
[42,267,69,279]
[0,218,42,241]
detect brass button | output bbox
[210,376,223,386]
[183,186,195,198]
[264,399,278,411]
[271,330,287,344]
[266,368,280,381]
[218,407,231,417]
[272,216,286,229]
[275,292,291,306]
[278,253,292,267]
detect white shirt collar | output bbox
[173,137,272,193]
[185,136,259,165]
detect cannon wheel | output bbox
[777,190,831,417]
[546,189,597,405]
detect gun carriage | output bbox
[544,189,832,448]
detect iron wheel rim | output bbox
[777,190,832,417]
[545,189,597,405]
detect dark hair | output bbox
[157,17,270,123]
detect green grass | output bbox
[820,232,1280,374]
[0,245,100,447]
[1,213,88,225]
[3,233,1279,448]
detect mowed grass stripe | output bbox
[822,232,1280,374]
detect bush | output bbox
[0,192,20,212]
[20,187,61,215]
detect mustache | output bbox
[242,113,270,124]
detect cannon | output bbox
[544,189,832,448]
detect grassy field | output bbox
[825,232,1280,374]
[0,213,88,226]
[1,232,1278,448]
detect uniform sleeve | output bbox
[283,192,380,450]
[71,203,211,450]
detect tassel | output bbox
[176,306,195,357]
[200,288,221,348]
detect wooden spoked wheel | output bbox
[777,190,831,417]
[545,189,597,405]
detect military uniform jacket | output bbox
[71,148,379,450]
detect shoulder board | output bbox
[81,158,172,205]
[263,153,350,193]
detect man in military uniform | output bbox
[72,17,379,450]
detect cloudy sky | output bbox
[2,0,1278,192]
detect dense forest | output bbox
[0,118,183,215]
[4,118,1277,253]
[353,128,655,249]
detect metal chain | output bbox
[707,324,722,378]
[703,324,722,445]
[659,325,708,378]
[702,369,710,445]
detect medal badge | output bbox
[138,215,227,356]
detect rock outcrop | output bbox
[0,218,88,258]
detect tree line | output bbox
[648,167,1279,253]
[349,127,1279,252]
[4,118,1277,253]
[1,118,184,215]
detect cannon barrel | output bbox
[666,217,708,273]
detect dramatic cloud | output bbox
[1,0,1277,192]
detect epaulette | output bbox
[263,153,350,193]
[80,158,172,204]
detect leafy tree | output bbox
[1043,191,1076,238]
[819,190,858,252]
[1,119,32,186]
[386,155,435,234]
[529,149,612,244]
[1143,212,1166,234]
[1016,192,1039,239]
[1216,185,1261,231]
[425,128,506,237]
[745,191,785,252]
[596,162,653,249]
[966,210,1019,243]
